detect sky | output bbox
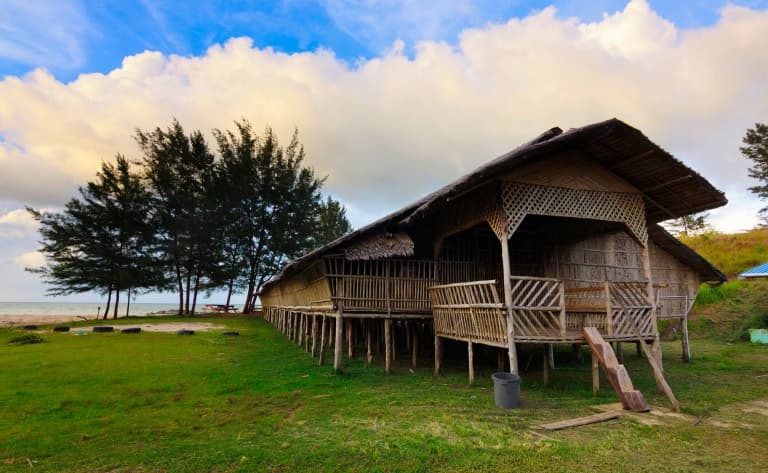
[0,0,767,303]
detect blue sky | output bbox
[3,0,767,82]
[1,0,767,303]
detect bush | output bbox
[8,334,45,345]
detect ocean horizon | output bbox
[0,301,226,317]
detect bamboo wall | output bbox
[259,260,333,310]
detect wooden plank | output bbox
[540,412,620,431]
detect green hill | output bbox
[680,227,768,278]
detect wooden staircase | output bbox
[583,327,650,412]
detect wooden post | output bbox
[500,230,519,375]
[468,341,475,384]
[411,323,418,369]
[572,343,582,362]
[543,345,551,387]
[318,316,327,366]
[334,309,344,373]
[434,335,442,375]
[298,314,304,347]
[636,341,642,358]
[385,318,392,374]
[641,241,663,372]
[547,344,555,370]
[497,349,505,371]
[305,314,311,351]
[366,320,373,365]
[347,319,354,359]
[615,342,624,364]
[591,351,600,396]
[681,315,691,362]
[310,315,317,357]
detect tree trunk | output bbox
[113,289,120,319]
[191,271,201,315]
[125,287,131,317]
[176,266,184,315]
[103,287,113,321]
[225,278,234,307]
[185,271,192,315]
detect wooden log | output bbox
[318,316,327,366]
[468,341,475,384]
[540,412,620,431]
[636,341,642,358]
[616,342,624,364]
[411,323,418,369]
[543,345,550,387]
[385,319,392,374]
[434,335,442,375]
[547,344,555,370]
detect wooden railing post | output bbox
[558,281,566,337]
[605,282,613,336]
[501,231,519,375]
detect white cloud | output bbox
[12,250,44,269]
[0,208,39,229]
[0,0,91,70]
[0,0,766,232]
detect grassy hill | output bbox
[677,227,768,340]
[680,227,768,278]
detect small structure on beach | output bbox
[259,118,726,388]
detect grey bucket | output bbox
[491,372,521,409]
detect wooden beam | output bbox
[540,412,620,431]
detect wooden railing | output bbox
[429,280,507,346]
[563,281,654,338]
[509,276,566,341]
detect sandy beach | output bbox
[0,314,100,327]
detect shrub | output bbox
[8,334,45,345]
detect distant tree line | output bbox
[28,120,352,318]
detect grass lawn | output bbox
[2,316,768,472]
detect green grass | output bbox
[2,316,768,472]
[680,228,768,278]
[690,280,768,341]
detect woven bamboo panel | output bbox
[508,276,565,339]
[501,182,648,244]
[608,282,655,337]
[429,280,507,345]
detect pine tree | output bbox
[214,121,326,313]
[741,122,768,225]
[314,196,353,248]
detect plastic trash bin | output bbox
[491,372,521,409]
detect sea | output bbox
[0,302,183,317]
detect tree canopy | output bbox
[741,122,768,225]
[29,120,352,316]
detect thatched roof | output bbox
[647,224,726,283]
[262,118,727,291]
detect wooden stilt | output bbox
[572,343,582,362]
[346,319,354,359]
[615,342,624,364]
[651,337,664,372]
[385,319,392,374]
[547,344,555,370]
[334,310,344,373]
[310,315,317,357]
[318,316,327,366]
[366,320,373,365]
[497,349,504,371]
[636,341,642,358]
[681,317,691,362]
[468,341,475,384]
[434,335,442,376]
[392,321,397,361]
[543,345,551,387]
[500,231,519,375]
[592,351,600,396]
[411,324,418,369]
[298,314,304,346]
